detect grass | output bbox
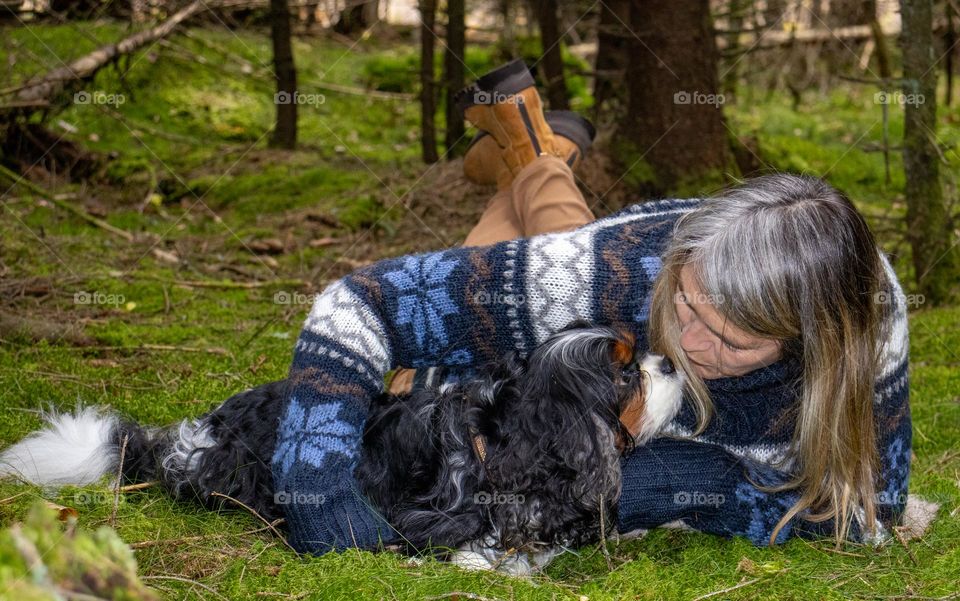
[1,20,959,601]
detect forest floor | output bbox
[0,22,958,601]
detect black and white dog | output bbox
[0,319,684,574]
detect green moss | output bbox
[0,20,958,601]
[0,502,157,600]
[611,137,660,192]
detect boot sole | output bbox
[465,111,597,157]
[454,59,536,114]
[463,111,597,184]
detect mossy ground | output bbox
[1,22,958,601]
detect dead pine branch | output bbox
[1,0,227,118]
[0,163,135,241]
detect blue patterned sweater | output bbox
[271,198,912,553]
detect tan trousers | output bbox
[387,155,595,394]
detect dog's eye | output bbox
[618,364,639,384]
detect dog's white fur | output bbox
[0,407,117,488]
[635,353,686,443]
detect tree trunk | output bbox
[720,0,749,100]
[864,0,892,79]
[334,0,377,34]
[269,0,297,149]
[618,0,733,191]
[900,0,959,304]
[535,0,569,111]
[419,0,439,163]
[443,0,465,155]
[593,0,629,117]
[361,0,379,25]
[945,0,955,107]
[499,0,518,60]
[131,0,146,23]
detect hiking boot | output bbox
[463,110,597,189]
[454,59,562,179]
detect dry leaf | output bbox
[309,236,342,248]
[249,238,285,254]
[44,500,79,522]
[151,248,180,265]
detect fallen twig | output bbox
[130,520,282,549]
[111,433,128,527]
[61,344,230,356]
[425,593,506,601]
[141,575,230,601]
[0,491,30,505]
[598,493,614,571]
[119,481,157,492]
[0,163,135,242]
[209,491,297,553]
[134,274,306,290]
[691,577,761,601]
[893,526,919,565]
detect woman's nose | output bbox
[680,319,712,353]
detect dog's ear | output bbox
[610,336,635,367]
[558,317,594,332]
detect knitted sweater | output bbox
[271,197,912,553]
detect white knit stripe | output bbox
[294,338,383,389]
[524,228,596,345]
[661,422,794,468]
[876,250,909,384]
[581,199,699,233]
[303,280,391,375]
[876,365,908,405]
[521,200,699,350]
[501,240,528,355]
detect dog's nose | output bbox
[660,356,675,374]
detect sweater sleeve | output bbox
[617,439,876,545]
[617,249,912,546]
[617,438,807,545]
[871,250,912,534]
[272,199,700,553]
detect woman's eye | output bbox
[722,339,740,352]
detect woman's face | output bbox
[675,264,783,380]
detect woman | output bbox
[272,62,911,553]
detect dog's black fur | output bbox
[107,320,661,556]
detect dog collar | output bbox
[469,426,488,463]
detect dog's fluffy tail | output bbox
[0,407,120,487]
[0,407,212,493]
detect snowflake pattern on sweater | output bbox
[271,197,912,553]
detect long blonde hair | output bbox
[647,173,889,545]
